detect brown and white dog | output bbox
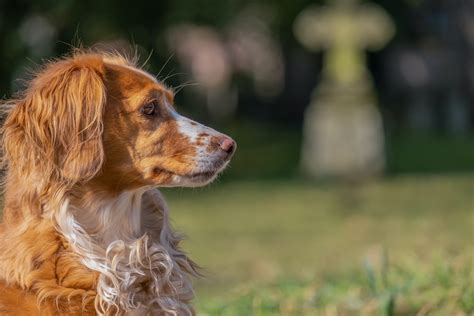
[0,51,235,315]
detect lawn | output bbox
[162,174,474,315]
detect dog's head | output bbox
[3,52,236,191]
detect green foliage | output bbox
[220,121,302,179]
[216,121,474,179]
[387,133,474,174]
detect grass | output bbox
[196,254,473,315]
[162,174,474,315]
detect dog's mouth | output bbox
[152,162,227,186]
[181,162,228,182]
[186,170,217,179]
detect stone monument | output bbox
[294,0,394,178]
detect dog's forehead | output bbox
[104,63,171,100]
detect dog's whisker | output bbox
[158,71,188,84]
[173,82,199,95]
[140,49,154,70]
[156,54,174,79]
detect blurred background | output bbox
[0,0,473,314]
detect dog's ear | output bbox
[2,55,106,184]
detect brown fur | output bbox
[0,51,235,315]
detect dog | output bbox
[0,50,236,315]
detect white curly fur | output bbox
[54,188,197,315]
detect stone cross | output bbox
[294,0,394,178]
[295,0,394,85]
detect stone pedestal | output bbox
[294,0,394,179]
[301,81,385,178]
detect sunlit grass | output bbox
[162,174,474,315]
[197,254,473,315]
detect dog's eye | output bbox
[141,101,158,116]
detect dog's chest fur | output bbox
[55,188,195,314]
[0,189,195,315]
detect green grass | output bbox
[162,174,474,315]
[199,256,473,315]
[199,260,474,316]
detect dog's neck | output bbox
[68,187,147,246]
[54,185,195,315]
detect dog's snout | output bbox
[218,137,236,155]
[220,137,235,153]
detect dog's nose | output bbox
[219,137,236,155]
